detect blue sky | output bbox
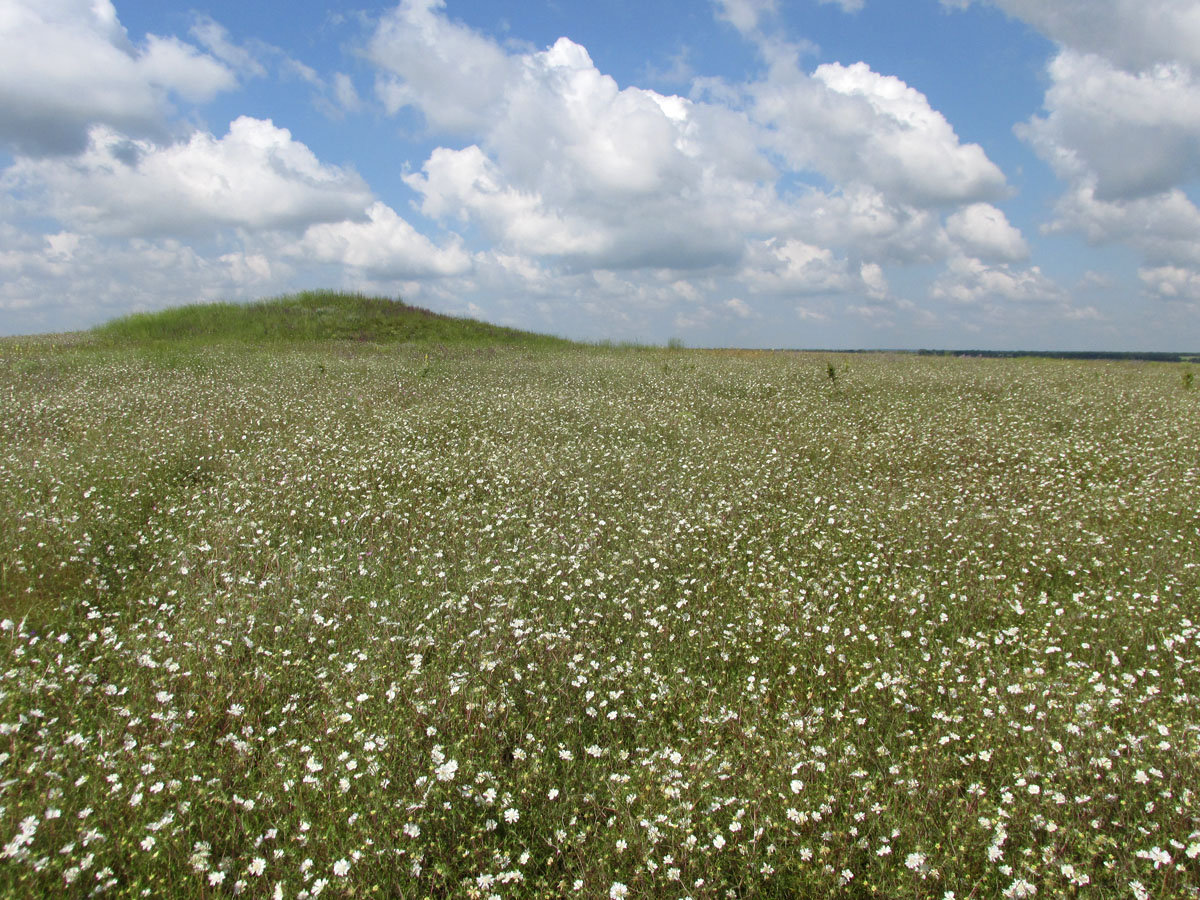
[2,0,1199,349]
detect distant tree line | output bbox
[913,349,1199,363]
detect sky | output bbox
[1,0,1199,349]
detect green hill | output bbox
[90,291,575,348]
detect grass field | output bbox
[2,296,1199,898]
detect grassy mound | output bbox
[91,290,574,348]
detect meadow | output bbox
[1,295,1198,898]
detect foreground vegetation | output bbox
[1,302,1198,898]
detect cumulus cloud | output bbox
[752,61,1006,208]
[368,0,1014,296]
[932,256,1064,306]
[950,0,1200,304]
[5,117,373,236]
[390,34,759,270]
[737,240,896,303]
[748,57,1012,211]
[740,238,854,295]
[297,201,472,278]
[1139,265,1200,303]
[945,203,1029,262]
[724,297,758,319]
[1046,184,1200,266]
[219,250,279,287]
[405,145,607,258]
[860,262,889,298]
[784,186,946,265]
[487,39,696,199]
[0,0,1052,341]
[1031,71,1200,300]
[0,0,235,155]
[947,0,1200,72]
[0,225,279,334]
[0,212,470,336]
[353,0,1042,340]
[368,0,518,134]
[1020,51,1200,201]
[713,0,777,36]
[969,0,1200,209]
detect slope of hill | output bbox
[90,291,575,348]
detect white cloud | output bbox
[945,203,1029,262]
[405,145,608,258]
[219,251,278,287]
[187,15,364,121]
[0,226,275,334]
[284,61,366,119]
[490,39,695,198]
[297,201,472,278]
[395,36,760,270]
[713,0,777,36]
[739,237,854,294]
[1046,184,1200,266]
[724,297,758,318]
[948,0,1200,72]
[795,305,831,322]
[370,1,1011,288]
[332,74,363,113]
[818,0,865,13]
[1020,50,1200,200]
[786,186,946,264]
[6,117,373,236]
[0,0,1069,343]
[949,0,1200,314]
[741,238,853,295]
[368,0,518,134]
[1139,265,1200,303]
[860,262,888,299]
[813,62,1006,205]
[932,256,1064,306]
[189,15,268,79]
[44,231,81,261]
[752,60,1007,207]
[0,0,235,155]
[741,238,898,303]
[0,211,468,336]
